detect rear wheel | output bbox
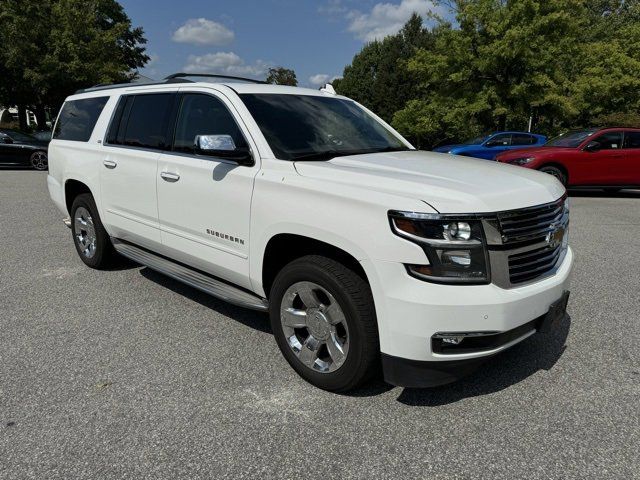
[539,165,567,186]
[70,193,117,269]
[30,151,48,170]
[269,255,379,392]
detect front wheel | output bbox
[269,255,380,392]
[539,165,567,186]
[30,151,48,170]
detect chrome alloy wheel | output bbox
[74,207,97,258]
[280,281,350,373]
[30,151,48,170]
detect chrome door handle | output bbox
[160,171,180,182]
[103,160,117,169]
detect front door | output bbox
[157,89,259,289]
[578,130,624,185]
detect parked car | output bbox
[433,131,547,160]
[496,127,640,190]
[0,129,49,170]
[47,73,572,392]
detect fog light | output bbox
[441,336,464,345]
[441,250,471,266]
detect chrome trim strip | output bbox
[112,238,268,311]
[431,329,536,360]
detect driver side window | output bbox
[173,93,247,155]
[592,132,622,150]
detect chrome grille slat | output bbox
[496,197,568,285]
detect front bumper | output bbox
[361,247,573,384]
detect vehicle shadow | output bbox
[139,267,271,333]
[138,267,570,403]
[394,315,571,406]
[569,188,640,198]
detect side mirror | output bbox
[584,141,601,152]
[194,134,253,166]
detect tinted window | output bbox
[511,134,535,146]
[592,132,622,150]
[120,94,173,149]
[240,94,407,160]
[53,97,109,142]
[486,134,511,146]
[624,131,640,149]
[173,94,247,154]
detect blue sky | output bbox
[120,0,449,87]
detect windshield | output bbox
[239,94,409,160]
[463,136,488,145]
[546,129,597,148]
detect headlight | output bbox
[389,211,490,284]
[510,157,534,165]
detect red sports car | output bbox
[496,127,640,190]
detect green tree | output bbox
[266,67,298,86]
[334,14,433,124]
[0,0,149,130]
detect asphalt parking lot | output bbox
[1,170,639,479]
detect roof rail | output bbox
[74,72,266,94]
[164,72,267,84]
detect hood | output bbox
[294,150,565,213]
[497,146,572,160]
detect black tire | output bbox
[70,193,117,269]
[30,150,48,170]
[539,165,567,186]
[269,255,380,392]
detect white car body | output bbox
[48,79,573,388]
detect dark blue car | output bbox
[433,131,547,160]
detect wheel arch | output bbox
[538,162,569,184]
[261,233,368,300]
[64,179,93,214]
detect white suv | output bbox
[47,73,573,392]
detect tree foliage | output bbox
[336,1,640,148]
[0,0,149,129]
[266,67,298,86]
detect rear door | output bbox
[156,88,259,289]
[622,130,640,185]
[580,130,624,185]
[100,92,175,250]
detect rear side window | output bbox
[53,97,109,142]
[511,134,535,146]
[106,93,173,150]
[624,131,640,149]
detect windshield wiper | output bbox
[290,146,411,162]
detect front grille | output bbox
[497,198,564,245]
[508,244,562,284]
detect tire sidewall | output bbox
[269,259,373,391]
[70,194,109,268]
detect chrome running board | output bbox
[112,238,268,311]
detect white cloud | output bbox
[172,18,234,46]
[308,74,340,87]
[183,52,270,79]
[346,0,445,42]
[318,0,349,16]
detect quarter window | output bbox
[53,97,109,142]
[173,94,247,154]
